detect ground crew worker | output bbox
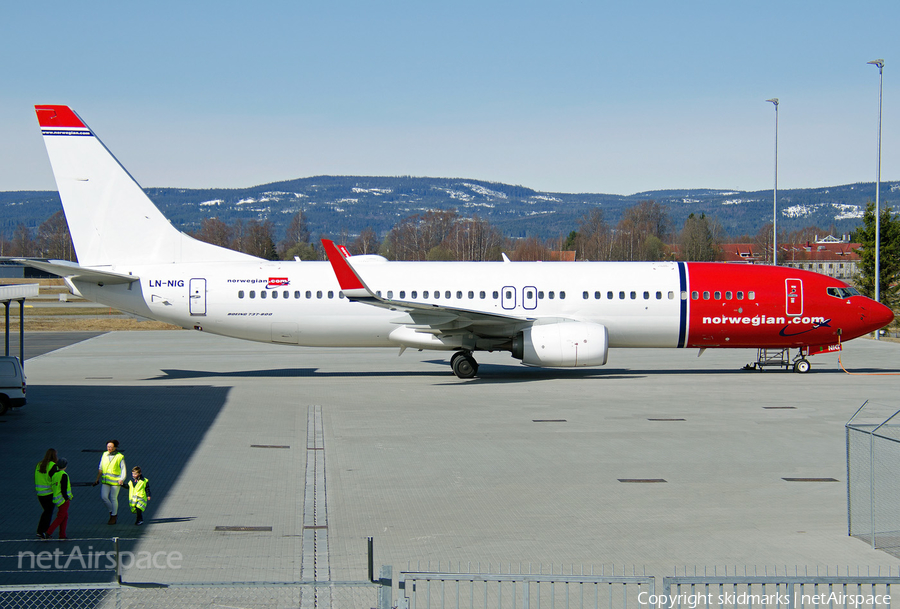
[46,458,72,540]
[35,448,58,539]
[127,466,151,525]
[92,440,126,524]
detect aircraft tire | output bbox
[793,359,811,374]
[452,354,478,379]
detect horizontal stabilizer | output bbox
[13,259,138,285]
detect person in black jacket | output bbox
[45,458,71,540]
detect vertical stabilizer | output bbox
[35,105,258,267]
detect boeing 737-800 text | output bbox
[26,105,894,378]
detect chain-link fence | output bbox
[847,401,900,556]
[0,581,384,609]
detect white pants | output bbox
[100,484,121,516]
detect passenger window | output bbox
[295,291,301,299]
[691,291,698,300]
[424,291,429,298]
[656,291,663,299]
[643,291,650,299]
[433,291,439,299]
[261,291,267,299]
[339,292,344,298]
[505,290,513,299]
[583,291,589,299]
[607,291,614,300]
[549,291,555,299]
[480,291,486,299]
[714,291,721,300]
[306,291,312,299]
[317,291,323,299]
[238,291,244,299]
[272,291,278,299]
[468,291,474,299]
[538,291,544,299]
[560,291,565,299]
[748,291,755,300]
[376,291,381,297]
[736,291,744,300]
[703,291,710,300]
[445,291,451,299]
[457,291,463,299]
[387,291,393,299]
[283,291,289,299]
[411,291,417,299]
[328,291,334,299]
[399,291,405,299]
[595,291,601,299]
[493,291,499,299]
[725,291,732,300]
[630,291,636,299]
[249,291,255,299]
[619,291,625,299]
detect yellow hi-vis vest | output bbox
[34,461,56,496]
[100,452,125,485]
[129,478,149,512]
[51,470,73,507]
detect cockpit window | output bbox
[827,286,861,298]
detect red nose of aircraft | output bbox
[864,299,896,333]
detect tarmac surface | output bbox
[2,330,900,586]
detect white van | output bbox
[0,356,26,415]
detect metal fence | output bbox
[662,573,898,609]
[397,564,655,609]
[847,401,900,556]
[0,580,387,609]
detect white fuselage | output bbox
[73,259,684,349]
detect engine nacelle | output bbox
[512,321,609,367]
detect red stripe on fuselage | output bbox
[684,263,889,349]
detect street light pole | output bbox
[766,98,779,265]
[867,59,884,340]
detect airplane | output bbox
[26,104,895,379]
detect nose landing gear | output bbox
[450,351,479,379]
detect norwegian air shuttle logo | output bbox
[267,277,289,289]
[701,314,832,336]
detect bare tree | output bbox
[610,200,670,261]
[243,219,278,260]
[388,210,458,260]
[350,227,379,255]
[442,216,504,261]
[510,236,551,261]
[192,217,233,249]
[38,211,75,260]
[573,208,611,261]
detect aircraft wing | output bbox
[11,259,139,286]
[321,239,534,339]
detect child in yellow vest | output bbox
[127,466,151,526]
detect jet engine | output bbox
[511,321,609,367]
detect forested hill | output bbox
[0,176,897,241]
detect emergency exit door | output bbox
[785,279,803,317]
[190,278,207,316]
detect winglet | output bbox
[321,239,374,299]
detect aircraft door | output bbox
[523,286,537,310]
[501,286,516,310]
[785,279,803,316]
[189,278,207,316]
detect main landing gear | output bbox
[450,351,479,379]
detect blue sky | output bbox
[2,1,898,195]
